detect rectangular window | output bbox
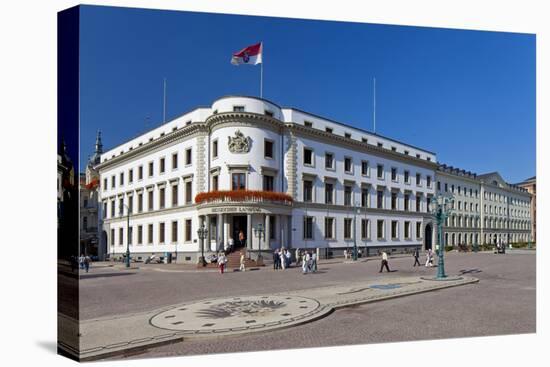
[148,224,153,244]
[103,178,108,190]
[377,164,384,179]
[303,217,313,239]
[111,176,115,189]
[129,169,133,183]
[416,222,422,239]
[404,221,410,239]
[136,225,142,244]
[138,193,143,212]
[361,219,369,239]
[427,175,432,187]
[264,140,274,159]
[404,193,410,211]
[233,105,245,112]
[391,192,398,210]
[416,195,421,212]
[148,162,154,177]
[324,217,334,239]
[159,222,165,243]
[119,228,123,245]
[185,181,192,203]
[304,121,313,128]
[404,170,410,183]
[111,200,115,217]
[118,198,124,216]
[263,175,274,191]
[344,185,352,206]
[185,148,192,165]
[303,148,313,166]
[265,110,274,117]
[426,197,431,212]
[120,172,124,186]
[185,219,192,242]
[128,196,133,214]
[110,229,115,246]
[325,183,334,204]
[391,167,397,181]
[232,173,246,190]
[172,221,178,242]
[303,180,313,202]
[344,218,352,239]
[377,190,384,209]
[437,181,441,191]
[325,153,334,169]
[361,161,369,176]
[212,175,219,191]
[160,158,165,174]
[148,191,154,211]
[138,166,143,180]
[212,140,218,158]
[325,127,333,134]
[445,183,448,192]
[344,157,352,173]
[391,221,399,239]
[377,220,385,239]
[172,153,178,169]
[172,184,178,206]
[361,188,369,208]
[159,187,165,209]
[416,173,421,186]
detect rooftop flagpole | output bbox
[260,42,264,99]
[163,77,167,123]
[373,77,376,134]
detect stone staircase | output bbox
[201,249,263,269]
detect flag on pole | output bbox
[231,42,262,65]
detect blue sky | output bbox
[79,5,535,183]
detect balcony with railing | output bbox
[195,190,293,206]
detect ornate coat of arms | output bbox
[228,130,251,153]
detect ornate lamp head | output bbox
[430,194,455,217]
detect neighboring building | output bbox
[96,96,439,263]
[436,165,532,247]
[79,131,105,259]
[58,140,77,260]
[516,176,536,243]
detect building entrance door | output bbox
[232,215,247,249]
[424,224,433,250]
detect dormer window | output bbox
[362,138,368,143]
[377,142,383,148]
[325,127,333,134]
[304,121,313,128]
[233,106,245,112]
[344,133,351,139]
[185,120,192,126]
[265,110,274,117]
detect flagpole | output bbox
[260,42,264,99]
[163,78,167,123]
[373,77,376,134]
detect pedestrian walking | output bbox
[302,251,309,274]
[228,237,234,253]
[239,251,246,272]
[413,248,421,267]
[344,248,348,260]
[312,251,317,272]
[218,252,227,274]
[84,255,91,273]
[288,250,292,266]
[273,249,280,270]
[239,230,245,248]
[379,251,391,272]
[425,248,433,267]
[78,253,85,270]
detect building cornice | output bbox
[286,123,439,170]
[206,112,283,134]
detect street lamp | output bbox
[197,224,208,266]
[121,204,131,268]
[352,202,360,261]
[253,223,265,260]
[429,194,454,279]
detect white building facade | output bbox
[436,165,532,247]
[97,96,440,263]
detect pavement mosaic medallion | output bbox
[150,295,325,334]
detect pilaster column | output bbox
[223,214,229,251]
[205,215,211,252]
[265,214,271,250]
[247,214,252,251]
[217,213,223,252]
